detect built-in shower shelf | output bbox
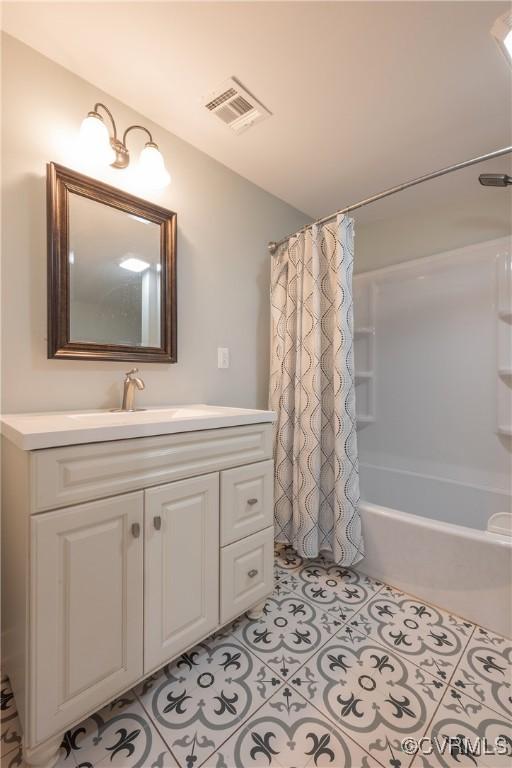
[496,252,511,436]
[354,281,376,425]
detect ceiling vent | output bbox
[202,77,271,134]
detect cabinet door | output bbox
[31,492,143,745]
[220,460,274,546]
[144,473,219,673]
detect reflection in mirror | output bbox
[68,193,161,347]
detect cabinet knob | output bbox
[247,498,258,506]
[131,522,141,538]
[248,569,258,578]
[154,515,162,531]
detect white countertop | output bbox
[0,404,276,451]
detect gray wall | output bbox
[1,34,309,413]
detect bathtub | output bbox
[358,465,512,638]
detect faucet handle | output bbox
[125,368,139,378]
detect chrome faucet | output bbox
[113,368,146,412]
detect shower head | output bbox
[478,173,512,187]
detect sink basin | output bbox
[0,404,276,450]
[68,406,221,424]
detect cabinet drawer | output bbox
[221,460,273,546]
[220,526,274,624]
[31,423,273,512]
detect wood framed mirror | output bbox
[47,162,177,362]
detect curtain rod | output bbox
[267,145,512,255]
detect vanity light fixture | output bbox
[492,11,512,68]
[119,256,151,273]
[79,103,171,188]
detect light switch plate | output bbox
[217,347,230,369]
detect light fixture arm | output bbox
[122,124,154,147]
[93,102,119,140]
[110,124,157,170]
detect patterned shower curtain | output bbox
[270,214,364,565]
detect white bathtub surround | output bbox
[270,214,363,565]
[497,250,512,437]
[353,237,512,637]
[354,236,511,512]
[3,546,512,768]
[360,463,510,532]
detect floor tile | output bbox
[3,553,509,768]
[232,591,343,680]
[296,627,446,768]
[137,635,282,768]
[1,678,22,760]
[348,586,474,681]
[273,562,301,595]
[274,544,309,573]
[65,690,177,768]
[450,625,512,721]
[410,687,512,768]
[274,544,305,595]
[289,560,384,623]
[202,685,381,768]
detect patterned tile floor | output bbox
[2,545,511,768]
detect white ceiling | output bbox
[2,0,512,224]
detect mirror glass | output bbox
[68,192,161,347]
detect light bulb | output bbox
[137,142,171,189]
[78,112,116,167]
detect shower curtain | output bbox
[270,214,364,565]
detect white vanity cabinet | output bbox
[1,416,275,768]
